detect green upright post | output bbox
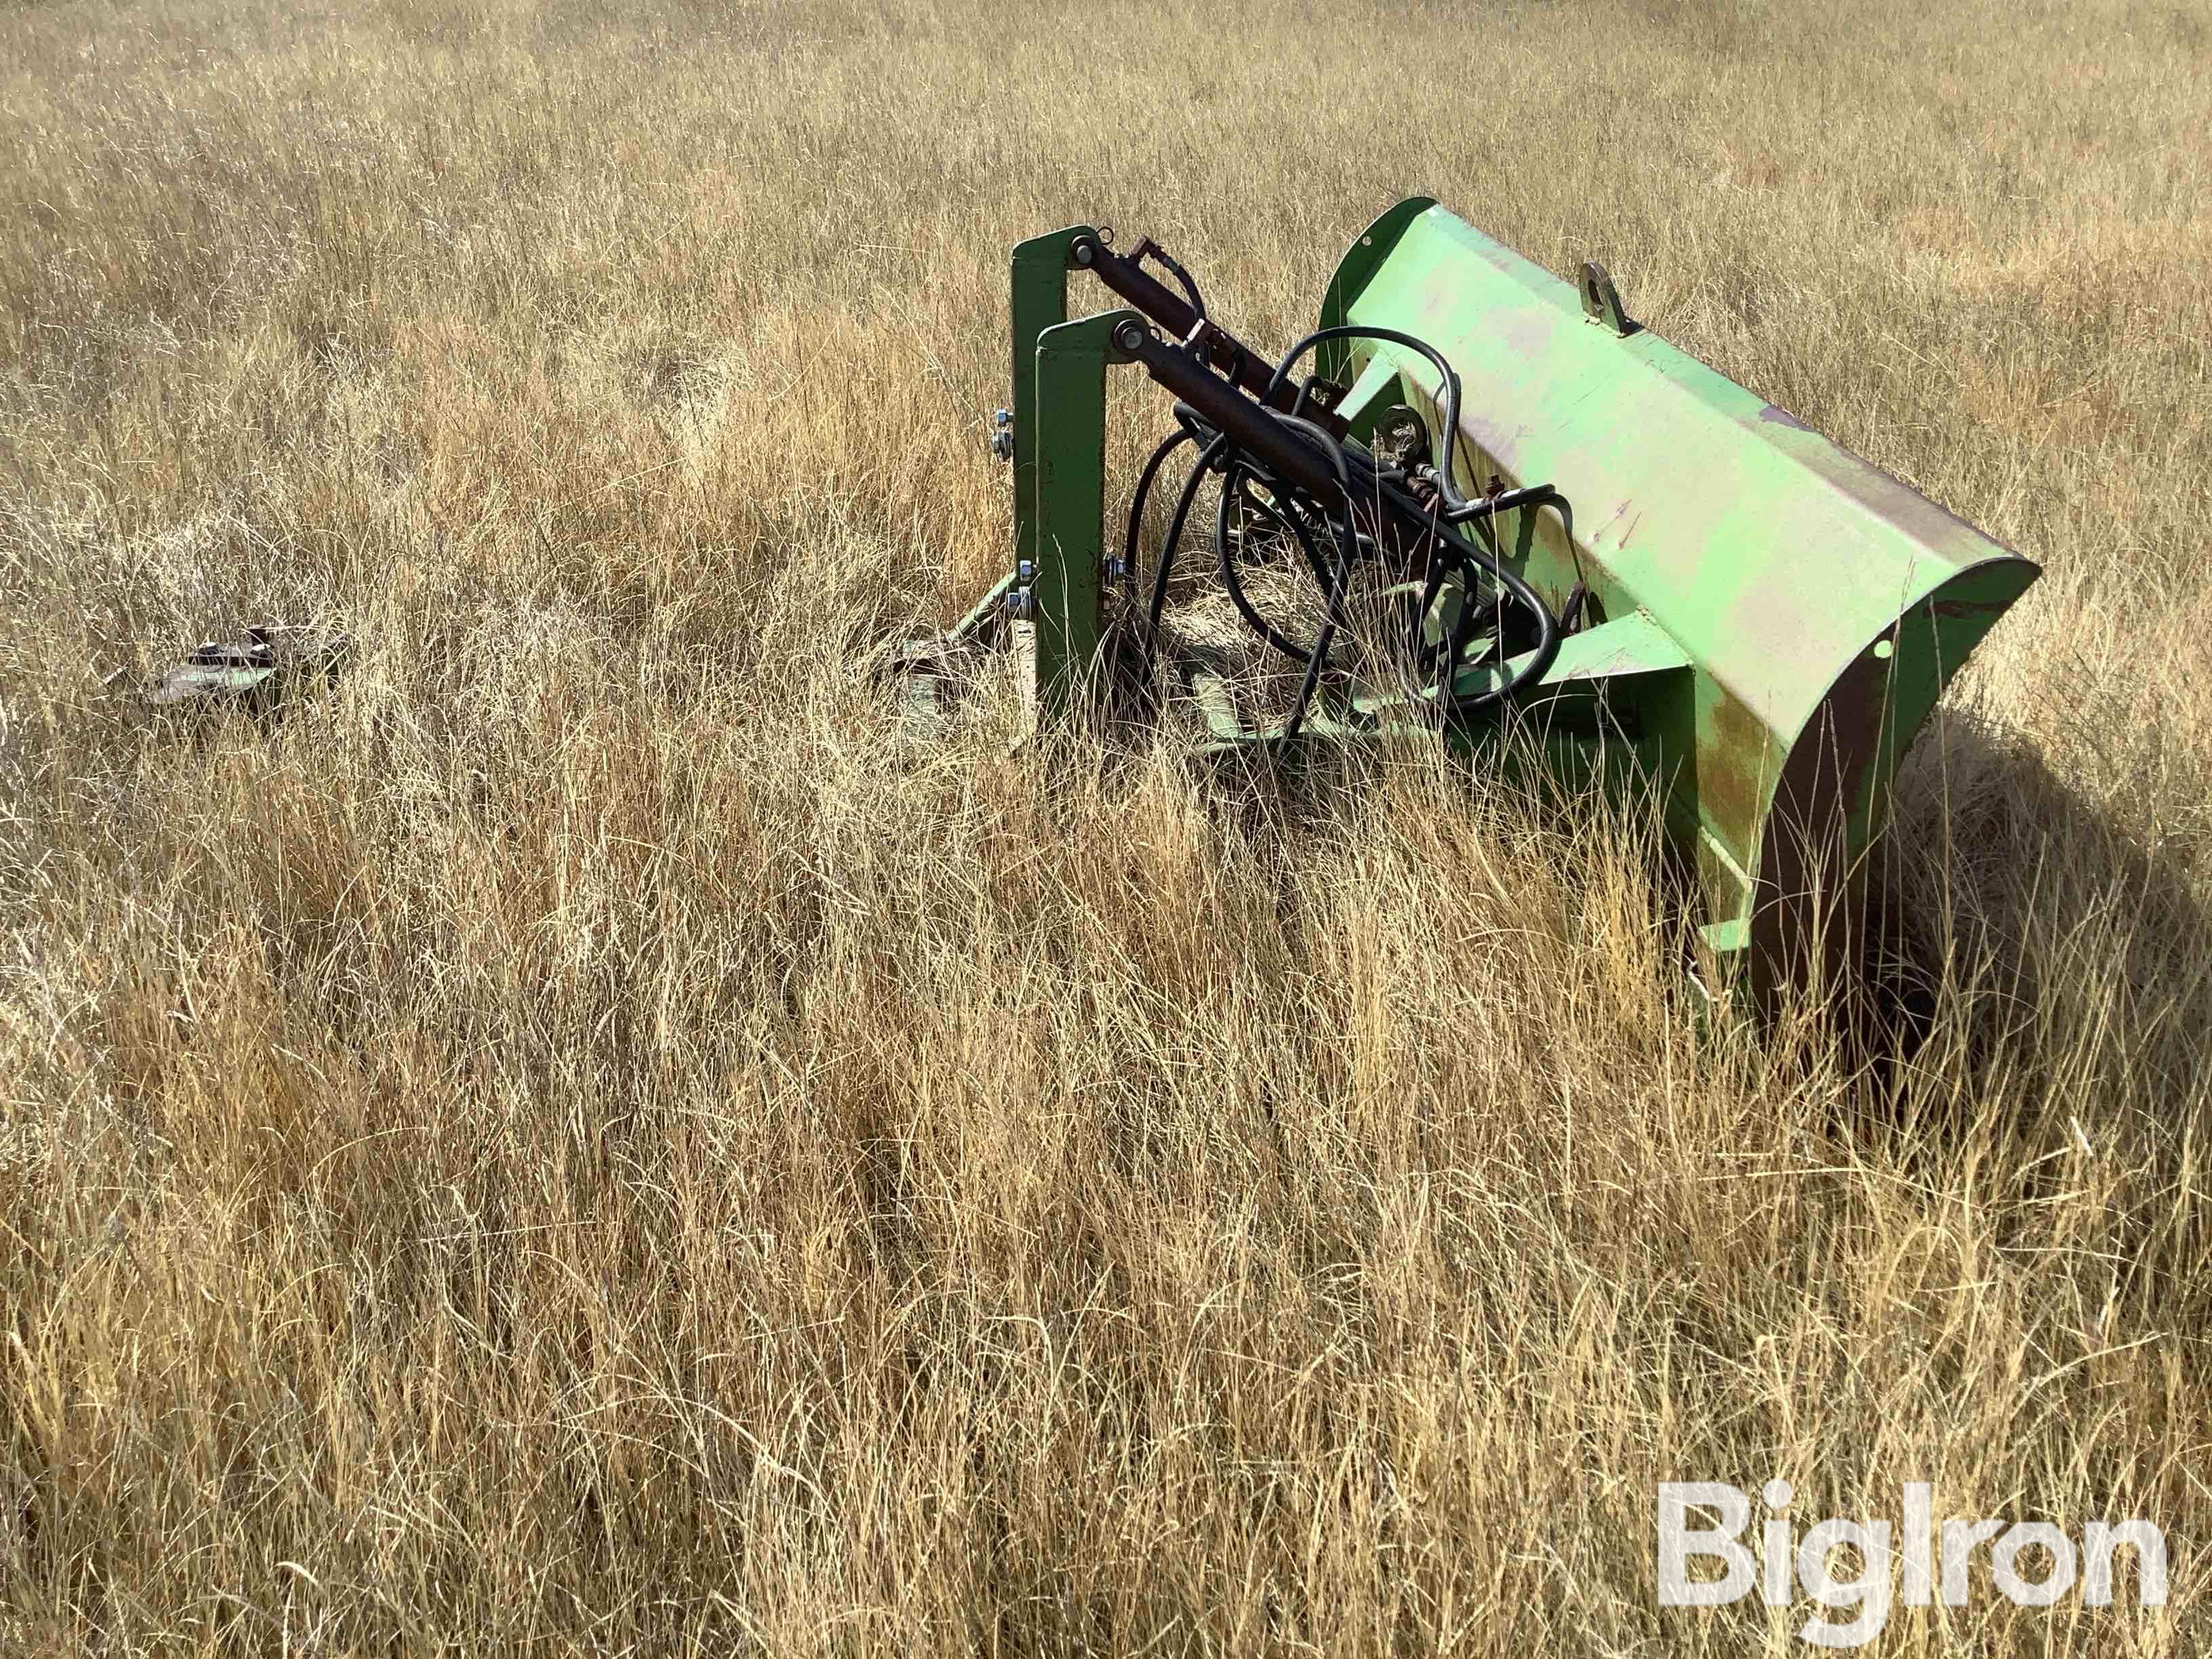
[1028,310,1139,719]
[1008,227,1096,594]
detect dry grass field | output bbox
[3,0,2211,1651]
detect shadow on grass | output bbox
[1866,708,2212,1146]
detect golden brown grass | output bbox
[3,0,2209,1651]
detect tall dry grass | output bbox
[2,0,2209,1650]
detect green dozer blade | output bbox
[926,200,2039,1005]
[1311,200,2039,999]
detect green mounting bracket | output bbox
[1006,226,1145,724]
[1008,225,1097,592]
[1028,308,1142,718]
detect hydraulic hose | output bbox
[1140,432,1233,684]
[1123,322,1565,731]
[1259,325,1473,511]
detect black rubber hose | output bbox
[1140,432,1232,682]
[1386,486,1561,715]
[1345,455,1562,715]
[1446,538,1500,676]
[1141,244,1208,326]
[1439,491,1576,703]
[1259,325,1471,510]
[1215,463,1331,663]
[1252,327,1564,696]
[1442,482,1559,525]
[1122,428,1196,598]
[1410,539,1473,672]
[1134,327,1565,727]
[1270,421,1561,718]
[1268,413,1362,741]
[1251,474,1340,592]
[1433,531,1560,716]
